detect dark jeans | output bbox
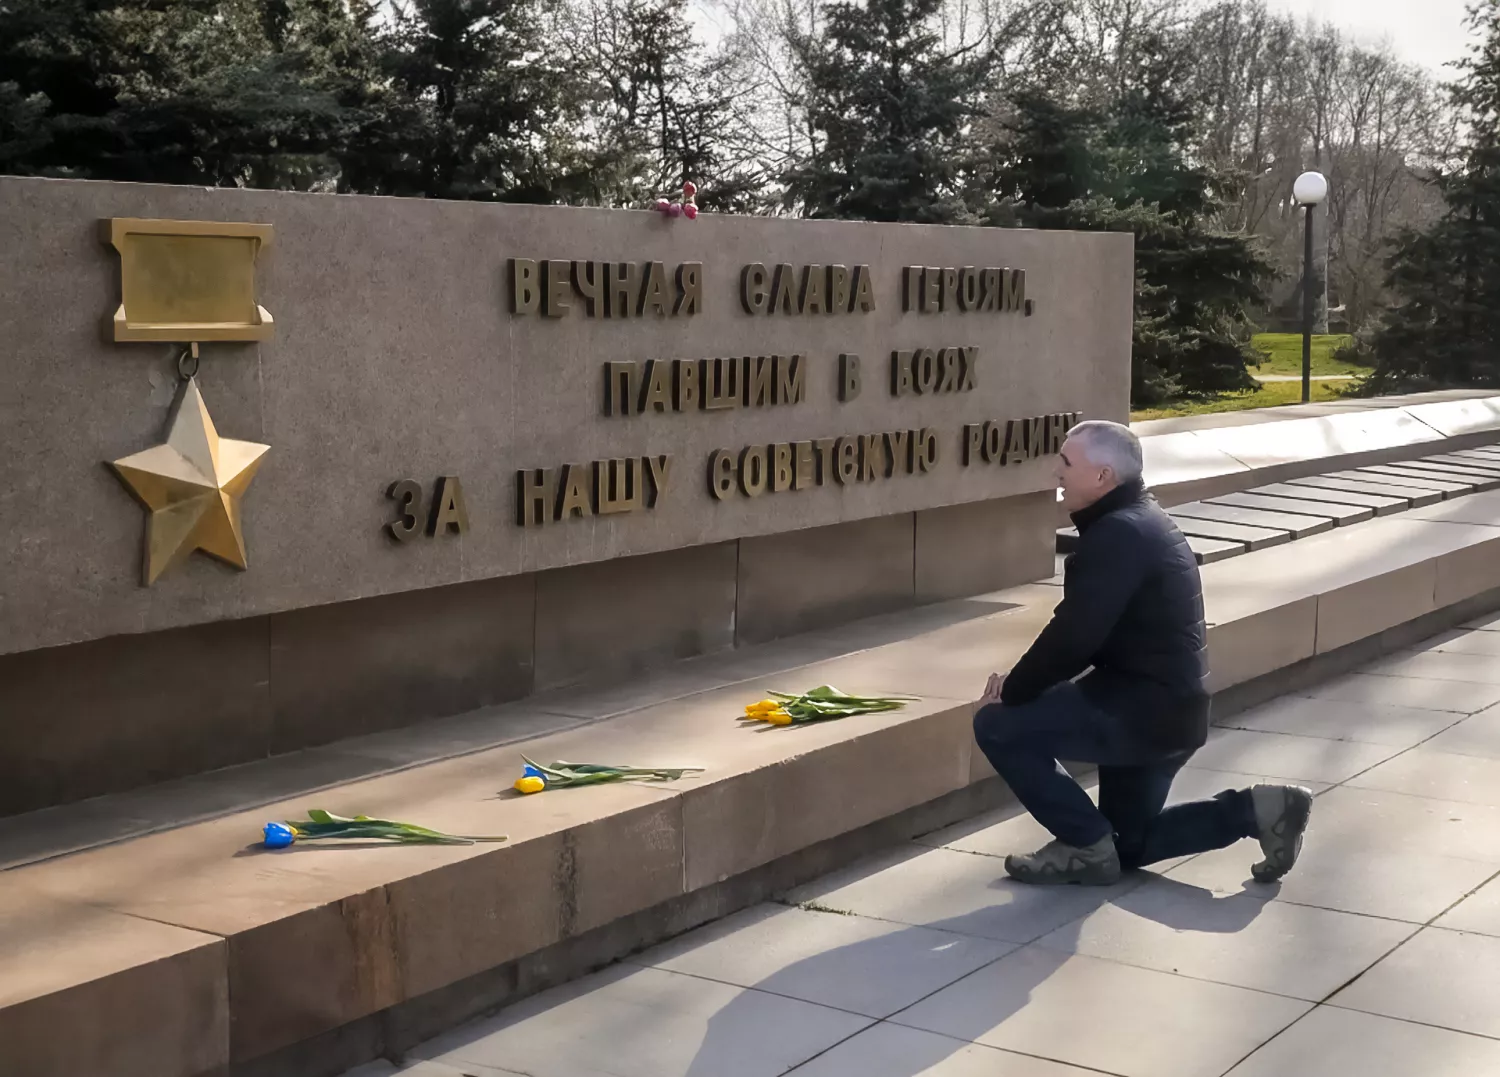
[973,683,1258,868]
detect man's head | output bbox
[1056,420,1143,513]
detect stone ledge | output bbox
[8,491,1500,1077]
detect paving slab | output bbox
[1423,707,1500,758]
[1221,694,1461,748]
[1167,516,1291,550]
[1355,466,1478,495]
[1031,877,1415,1000]
[1187,728,1400,784]
[1349,747,1500,808]
[1295,672,1500,713]
[1331,927,1500,1039]
[1284,474,1441,506]
[1433,873,1500,936]
[1364,648,1500,685]
[1206,492,1374,525]
[1377,461,1500,490]
[1425,453,1500,474]
[1246,482,1411,515]
[630,903,1014,1019]
[889,946,1311,1077]
[1304,785,1500,864]
[785,1023,1101,1077]
[1225,1005,1500,1077]
[1169,501,1333,538]
[412,963,874,1077]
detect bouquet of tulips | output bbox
[743,684,918,726]
[512,757,704,795]
[261,809,507,849]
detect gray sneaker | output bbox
[1005,836,1122,886]
[1250,784,1314,882]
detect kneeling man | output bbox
[974,420,1312,885]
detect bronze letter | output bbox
[902,266,922,312]
[1003,420,1028,465]
[891,350,914,397]
[914,348,938,394]
[800,264,827,315]
[940,267,958,312]
[938,348,959,393]
[772,443,794,492]
[510,258,539,315]
[959,347,978,391]
[605,261,639,318]
[963,424,983,466]
[430,475,469,535]
[980,268,1000,312]
[739,445,768,497]
[984,420,1001,462]
[573,260,602,316]
[794,441,816,489]
[543,259,571,317]
[1003,268,1026,313]
[859,433,886,482]
[605,361,639,417]
[641,359,673,412]
[835,436,859,484]
[744,355,774,407]
[702,357,741,410]
[595,457,641,514]
[829,265,851,312]
[740,263,769,314]
[923,267,941,313]
[959,267,979,311]
[839,353,861,402]
[674,358,699,411]
[639,261,670,317]
[775,353,805,405]
[916,428,939,473]
[884,430,911,475]
[852,265,876,312]
[1026,415,1045,458]
[813,437,838,484]
[645,454,672,507]
[674,262,702,316]
[386,479,423,542]
[708,449,737,500]
[517,468,557,527]
[557,463,593,518]
[771,263,800,314]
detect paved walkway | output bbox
[351,614,1500,1077]
[1251,373,1355,382]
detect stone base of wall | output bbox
[0,492,1055,817]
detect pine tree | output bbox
[990,39,1274,405]
[0,0,365,188]
[1367,1,1500,390]
[782,0,992,223]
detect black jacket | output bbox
[1001,478,1210,751]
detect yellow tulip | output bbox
[514,776,546,794]
[764,710,794,725]
[745,700,780,713]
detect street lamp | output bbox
[1292,170,1329,404]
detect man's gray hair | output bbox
[1067,420,1144,483]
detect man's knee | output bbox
[973,701,1013,747]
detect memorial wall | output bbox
[0,176,1132,812]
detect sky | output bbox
[1264,0,1475,75]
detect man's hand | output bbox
[979,673,1004,706]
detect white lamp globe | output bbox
[1293,170,1328,205]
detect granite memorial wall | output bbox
[0,176,1132,813]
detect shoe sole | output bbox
[1004,854,1122,887]
[1253,786,1313,883]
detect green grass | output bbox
[1129,333,1366,421]
[1131,379,1348,422]
[1247,333,1363,378]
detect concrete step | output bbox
[9,491,1500,1077]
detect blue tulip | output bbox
[263,822,297,849]
[522,764,545,780]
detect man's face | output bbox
[1056,435,1116,513]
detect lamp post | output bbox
[1292,170,1328,404]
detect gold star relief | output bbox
[109,379,270,585]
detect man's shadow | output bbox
[675,857,1273,1077]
